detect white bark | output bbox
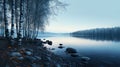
[18,0,24,45]
[4,0,9,38]
[11,0,15,39]
[15,0,19,38]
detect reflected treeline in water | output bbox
[71,27,120,41]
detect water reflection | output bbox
[39,35,120,67]
[71,35,120,42]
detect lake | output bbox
[38,35,120,67]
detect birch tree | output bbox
[0,0,65,46]
[10,0,15,45]
[0,0,4,36]
[18,0,24,45]
[4,0,9,38]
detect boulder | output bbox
[80,57,90,64]
[51,48,55,50]
[19,48,33,56]
[24,56,37,63]
[10,52,22,57]
[17,57,24,60]
[66,48,77,53]
[25,51,32,56]
[70,54,79,57]
[9,52,24,63]
[59,44,63,46]
[46,40,52,45]
[34,56,41,60]
[58,45,64,49]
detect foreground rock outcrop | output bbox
[0,38,90,67]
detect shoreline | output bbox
[0,37,89,67]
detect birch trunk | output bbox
[15,0,19,38]
[3,0,9,38]
[11,0,15,39]
[18,0,24,45]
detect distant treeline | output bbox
[71,27,120,41]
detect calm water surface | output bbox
[38,36,120,67]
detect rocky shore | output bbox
[0,38,90,67]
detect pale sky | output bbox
[46,0,120,33]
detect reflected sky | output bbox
[41,36,120,57]
[46,0,120,33]
[43,36,118,47]
[41,36,120,66]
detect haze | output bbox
[46,0,120,33]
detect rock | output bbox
[32,63,40,67]
[58,45,64,49]
[42,41,47,44]
[47,40,52,45]
[70,54,79,57]
[66,48,77,53]
[10,52,22,57]
[24,56,37,62]
[80,57,90,64]
[38,41,43,46]
[25,51,32,56]
[56,63,61,67]
[59,44,63,46]
[9,51,26,63]
[43,56,51,61]
[26,48,33,52]
[19,48,33,56]
[51,48,55,50]
[47,57,51,61]
[81,57,90,61]
[17,57,24,60]
[10,57,23,63]
[34,56,41,60]
[43,46,47,49]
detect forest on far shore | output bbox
[72,27,120,41]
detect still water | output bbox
[38,35,120,67]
